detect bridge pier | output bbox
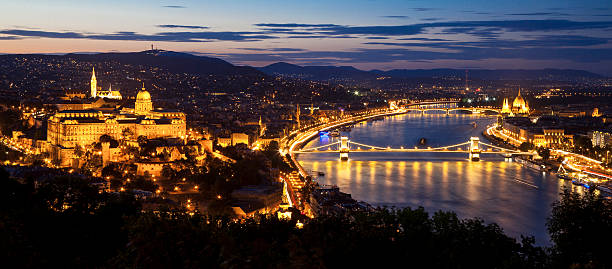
[340,136,349,161]
[469,137,481,161]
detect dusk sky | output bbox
[2,0,612,75]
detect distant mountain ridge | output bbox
[63,50,263,77]
[0,50,605,83]
[258,62,605,81]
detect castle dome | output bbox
[136,89,151,102]
[135,83,153,115]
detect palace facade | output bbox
[47,74,186,166]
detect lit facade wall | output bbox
[592,131,612,147]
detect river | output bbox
[297,112,577,245]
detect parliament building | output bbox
[501,89,530,116]
[47,68,186,166]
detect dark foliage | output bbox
[1,167,610,268]
[547,189,612,268]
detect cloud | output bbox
[412,8,437,12]
[211,46,612,66]
[157,24,209,30]
[365,35,611,49]
[506,12,571,16]
[254,20,612,38]
[254,23,338,28]
[0,29,277,42]
[397,37,449,41]
[0,35,21,40]
[162,5,185,8]
[237,47,306,52]
[382,15,409,19]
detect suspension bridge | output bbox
[402,107,501,115]
[292,136,534,161]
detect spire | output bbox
[90,67,97,98]
[142,82,145,91]
[517,88,521,96]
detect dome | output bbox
[136,90,151,101]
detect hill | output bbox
[258,63,605,81]
[65,50,263,77]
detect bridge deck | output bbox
[295,149,531,154]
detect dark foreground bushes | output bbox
[1,169,610,268]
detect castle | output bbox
[46,69,186,167]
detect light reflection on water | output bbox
[297,113,577,245]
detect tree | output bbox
[547,189,612,268]
[573,135,592,150]
[122,128,134,140]
[519,142,534,152]
[74,144,85,158]
[161,165,176,180]
[537,147,550,160]
[137,136,148,149]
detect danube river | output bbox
[297,112,575,245]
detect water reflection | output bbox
[298,114,573,245]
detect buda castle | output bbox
[47,68,186,166]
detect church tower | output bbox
[90,67,97,98]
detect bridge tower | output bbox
[339,136,349,161]
[469,137,481,161]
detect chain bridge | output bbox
[293,136,533,161]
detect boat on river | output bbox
[557,173,574,181]
[419,137,427,145]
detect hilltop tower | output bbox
[90,67,97,97]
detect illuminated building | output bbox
[90,67,122,100]
[501,98,512,115]
[592,108,602,117]
[91,67,97,97]
[47,82,186,166]
[511,89,530,115]
[592,130,612,147]
[135,84,153,114]
[501,117,573,148]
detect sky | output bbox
[1,0,612,75]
